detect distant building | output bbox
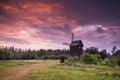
[70,40,84,58]
[63,33,84,58]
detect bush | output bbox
[103,58,113,67]
[103,55,120,66]
[81,53,100,65]
[111,55,120,66]
[117,59,120,66]
[65,56,80,65]
[111,72,120,78]
[60,56,65,63]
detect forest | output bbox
[0,45,120,66]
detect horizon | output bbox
[0,0,120,52]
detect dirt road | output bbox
[1,60,58,80]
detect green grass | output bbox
[0,60,120,80]
[0,60,45,72]
[0,60,38,67]
[23,63,120,80]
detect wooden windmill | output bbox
[63,32,84,58]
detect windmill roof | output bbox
[70,40,83,47]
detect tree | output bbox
[113,50,120,56]
[0,48,13,60]
[0,45,70,60]
[99,49,108,59]
[111,46,117,55]
[85,46,99,54]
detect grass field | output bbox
[0,60,38,80]
[0,60,58,80]
[23,63,120,80]
[0,60,120,80]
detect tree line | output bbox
[0,46,69,60]
[65,46,120,66]
[85,46,120,59]
[0,45,120,61]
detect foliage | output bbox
[85,46,99,54]
[0,46,69,60]
[102,55,120,66]
[110,48,120,66]
[0,45,120,68]
[113,50,120,56]
[111,46,117,55]
[65,56,80,66]
[0,47,13,60]
[99,49,108,59]
[110,55,120,66]
[81,53,100,64]
[60,56,65,63]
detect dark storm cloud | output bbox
[95,25,120,38]
[0,6,13,24]
[0,4,22,25]
[1,0,120,26]
[60,0,120,25]
[0,0,120,50]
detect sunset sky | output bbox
[0,0,120,52]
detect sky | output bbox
[0,0,120,52]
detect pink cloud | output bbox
[0,0,120,51]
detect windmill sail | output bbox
[63,42,70,45]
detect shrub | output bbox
[103,55,120,66]
[103,58,114,67]
[60,56,65,63]
[111,72,120,78]
[81,53,99,65]
[111,55,120,66]
[65,56,79,65]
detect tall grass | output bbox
[23,64,120,80]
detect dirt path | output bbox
[1,60,58,80]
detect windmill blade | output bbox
[63,42,70,46]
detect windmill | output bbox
[63,33,74,45]
[63,32,84,58]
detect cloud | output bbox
[72,25,103,33]
[0,36,29,44]
[112,40,120,44]
[59,0,120,25]
[0,0,120,50]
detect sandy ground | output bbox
[1,60,58,80]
